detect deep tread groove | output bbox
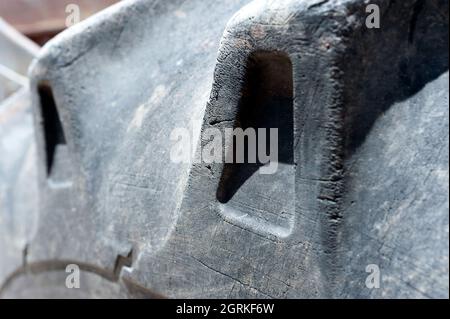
[37,83,67,176]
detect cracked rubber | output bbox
[0,0,448,298]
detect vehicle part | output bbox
[0,0,448,299]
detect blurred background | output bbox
[1,0,120,45]
[1,0,120,103]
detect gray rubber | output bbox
[0,0,448,299]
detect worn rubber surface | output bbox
[0,0,448,298]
